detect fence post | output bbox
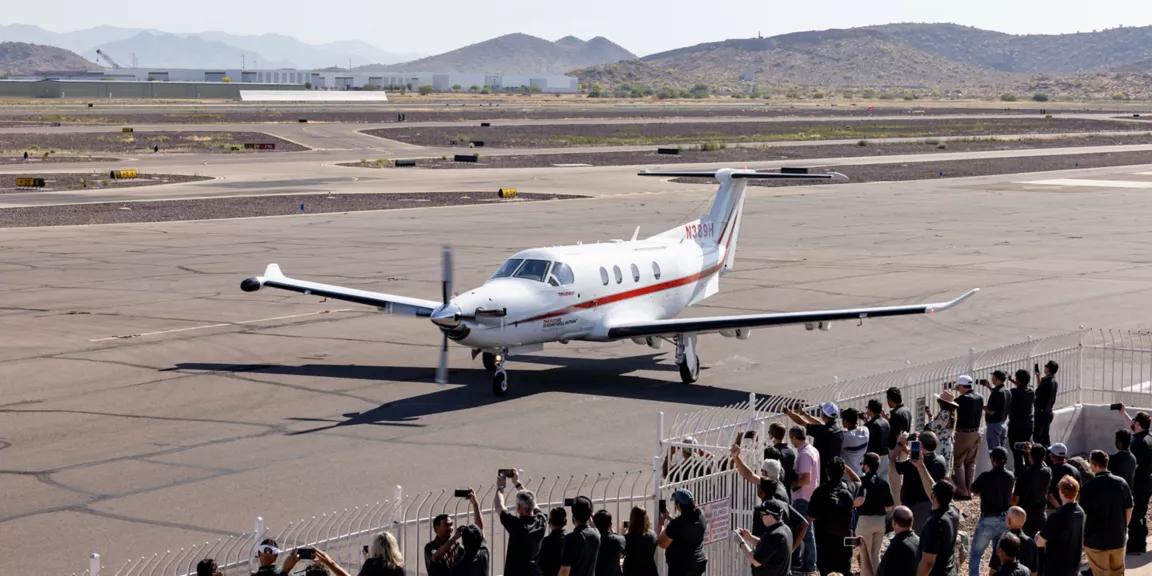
[252,517,264,574]
[968,348,976,375]
[89,553,100,576]
[655,411,664,464]
[747,392,757,428]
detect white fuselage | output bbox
[444,227,728,351]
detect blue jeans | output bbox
[793,499,817,572]
[985,422,1007,453]
[969,515,1007,576]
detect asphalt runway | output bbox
[6,161,1152,573]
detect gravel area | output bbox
[0,106,1088,125]
[0,173,212,194]
[367,118,1148,149]
[667,150,1152,188]
[346,134,1152,170]
[0,192,581,228]
[0,132,308,155]
[0,155,118,165]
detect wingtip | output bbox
[264,263,284,279]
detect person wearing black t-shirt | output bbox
[854,452,893,573]
[787,402,845,484]
[860,506,919,576]
[806,456,859,576]
[592,510,626,576]
[1119,404,1152,555]
[1007,370,1035,474]
[560,496,599,576]
[1032,361,1059,447]
[540,508,567,576]
[253,539,295,576]
[983,371,1011,453]
[737,500,793,576]
[989,507,1038,576]
[916,479,960,576]
[496,472,548,576]
[451,525,491,576]
[754,475,808,552]
[657,490,707,576]
[1011,444,1052,537]
[1081,451,1133,575]
[1036,476,1085,576]
[1046,444,1080,509]
[992,532,1031,576]
[969,446,1015,576]
[621,507,657,576]
[865,400,892,483]
[953,376,985,500]
[895,430,948,533]
[886,387,914,506]
[1111,428,1137,492]
[769,423,798,492]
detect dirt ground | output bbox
[367,118,1148,148]
[0,106,1083,126]
[0,173,212,194]
[0,132,308,155]
[346,134,1152,170]
[664,149,1152,188]
[0,191,580,227]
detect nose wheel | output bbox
[484,349,509,396]
[675,333,700,384]
[493,370,508,396]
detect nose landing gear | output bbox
[675,334,700,384]
[478,349,509,396]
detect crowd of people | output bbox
[187,360,1152,576]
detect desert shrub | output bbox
[812,91,825,99]
[1113,92,1128,100]
[857,140,868,146]
[418,84,434,95]
[1033,93,1050,102]
[1000,93,1018,102]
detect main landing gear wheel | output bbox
[482,352,498,372]
[493,371,508,396]
[679,354,700,384]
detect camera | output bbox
[1014,442,1028,451]
[844,536,862,547]
[298,547,314,560]
[1111,403,1124,411]
[909,440,921,462]
[744,430,756,439]
[979,379,990,386]
[499,469,516,477]
[454,489,472,498]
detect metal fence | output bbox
[79,328,1152,576]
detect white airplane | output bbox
[241,168,978,396]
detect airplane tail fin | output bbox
[639,168,846,272]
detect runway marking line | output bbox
[89,308,355,342]
[1020,178,1152,189]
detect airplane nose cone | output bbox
[430,303,461,328]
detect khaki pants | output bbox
[953,430,981,498]
[1085,546,1125,576]
[889,448,903,506]
[857,514,886,574]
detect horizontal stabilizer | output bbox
[638,169,847,180]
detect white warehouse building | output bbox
[14,68,579,93]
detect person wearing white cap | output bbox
[1046,443,1080,510]
[786,402,845,485]
[921,388,959,482]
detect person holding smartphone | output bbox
[1117,403,1152,555]
[736,501,792,576]
[495,470,547,576]
[1033,361,1059,447]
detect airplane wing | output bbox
[240,264,440,316]
[606,289,979,339]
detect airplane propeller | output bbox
[435,245,452,385]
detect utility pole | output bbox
[242,54,246,70]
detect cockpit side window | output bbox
[513,259,551,282]
[549,262,575,287]
[491,258,524,280]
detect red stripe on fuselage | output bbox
[516,218,737,325]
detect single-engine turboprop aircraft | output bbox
[240,168,978,396]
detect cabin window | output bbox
[548,262,575,287]
[599,267,609,285]
[631,263,640,282]
[613,265,623,284]
[491,258,524,280]
[652,262,661,280]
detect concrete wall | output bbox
[0,80,305,100]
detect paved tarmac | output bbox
[6,161,1152,573]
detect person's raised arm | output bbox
[432,526,464,562]
[1119,402,1134,428]
[785,408,808,427]
[281,550,301,576]
[312,549,351,576]
[731,445,760,485]
[469,489,484,532]
[914,457,934,501]
[737,528,762,567]
[845,465,861,483]
[656,509,673,549]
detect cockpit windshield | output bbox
[489,259,575,286]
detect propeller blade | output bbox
[435,334,448,384]
[441,245,453,305]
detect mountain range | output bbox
[0,42,100,75]
[354,33,636,75]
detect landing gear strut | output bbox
[675,334,700,384]
[491,349,508,396]
[482,351,499,372]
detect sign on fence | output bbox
[700,498,732,545]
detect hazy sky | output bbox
[4,0,1151,56]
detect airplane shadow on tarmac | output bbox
[173,353,782,435]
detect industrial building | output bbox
[0,79,303,100]
[10,68,580,93]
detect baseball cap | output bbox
[671,489,695,507]
[990,446,1010,463]
[1050,443,1068,457]
[991,370,1007,380]
[821,402,839,418]
[957,375,974,387]
[756,500,785,518]
[257,539,281,556]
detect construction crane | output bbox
[96,49,122,69]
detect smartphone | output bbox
[733,529,742,540]
[363,545,369,555]
[844,536,862,547]
[298,547,314,560]
[1111,403,1124,411]
[498,469,515,477]
[743,430,756,439]
[659,499,668,515]
[623,521,630,530]
[909,441,921,462]
[979,379,990,386]
[1034,363,1040,374]
[564,497,576,507]
[454,489,472,498]
[1014,442,1028,451]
